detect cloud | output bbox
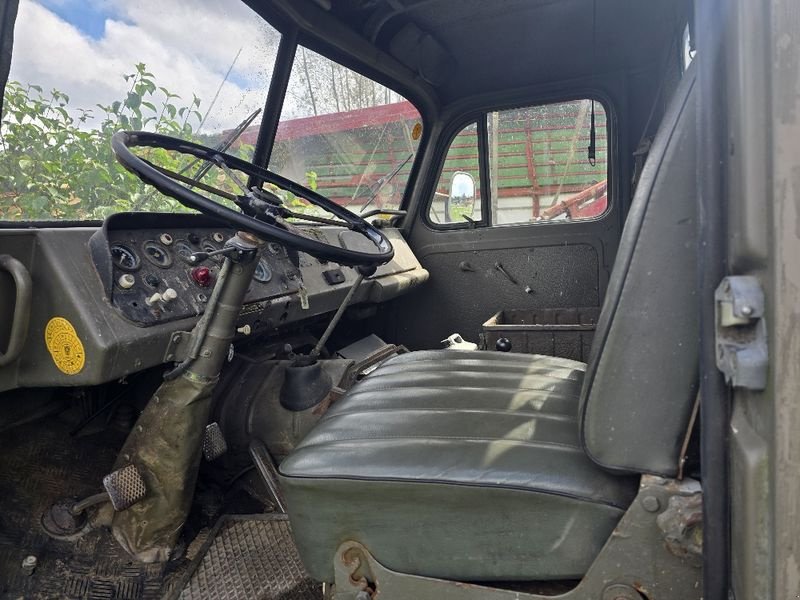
[8,0,281,132]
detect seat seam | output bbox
[346,384,582,398]
[320,407,578,422]
[295,435,583,452]
[362,369,585,385]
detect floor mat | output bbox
[0,416,185,600]
[174,515,321,600]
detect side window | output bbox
[428,99,609,228]
[429,123,482,225]
[488,100,608,225]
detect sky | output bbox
[8,0,281,132]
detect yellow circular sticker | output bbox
[44,317,86,375]
[411,122,423,141]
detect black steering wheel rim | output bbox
[111,131,394,267]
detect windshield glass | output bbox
[266,45,422,217]
[1,0,279,221]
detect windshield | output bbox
[266,45,422,217]
[1,0,279,221]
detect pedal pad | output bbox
[202,422,228,461]
[103,464,147,511]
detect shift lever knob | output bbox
[495,337,512,352]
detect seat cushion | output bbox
[279,350,639,582]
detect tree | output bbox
[0,63,251,220]
[288,48,403,117]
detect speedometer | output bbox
[142,240,173,268]
[175,240,196,265]
[110,243,140,271]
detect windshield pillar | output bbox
[248,26,298,189]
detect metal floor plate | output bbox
[176,515,321,600]
[0,416,182,599]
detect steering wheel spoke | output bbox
[112,131,394,267]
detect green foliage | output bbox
[0,63,252,220]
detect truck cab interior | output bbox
[1,0,796,599]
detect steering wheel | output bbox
[111,131,395,267]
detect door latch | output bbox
[714,276,768,390]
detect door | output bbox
[393,98,624,356]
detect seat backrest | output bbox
[578,66,698,477]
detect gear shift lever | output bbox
[310,265,375,359]
[280,265,376,411]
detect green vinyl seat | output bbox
[280,66,699,583]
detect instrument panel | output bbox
[101,226,303,326]
[89,212,426,330]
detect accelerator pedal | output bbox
[102,463,147,511]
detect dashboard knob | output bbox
[191,266,213,287]
[146,292,162,306]
[162,288,178,303]
[495,337,513,352]
[118,274,135,289]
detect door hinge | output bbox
[714,276,768,390]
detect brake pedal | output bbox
[202,422,228,461]
[103,464,147,511]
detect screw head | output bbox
[641,495,661,513]
[21,555,37,575]
[741,305,754,316]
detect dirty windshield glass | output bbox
[1,0,279,220]
[266,46,422,217]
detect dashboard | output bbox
[92,213,310,327]
[0,213,428,392]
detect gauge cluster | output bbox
[87,212,428,332]
[99,224,303,326]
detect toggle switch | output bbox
[146,288,178,306]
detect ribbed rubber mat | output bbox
[176,515,321,600]
[0,417,175,599]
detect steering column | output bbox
[105,232,263,562]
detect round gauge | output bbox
[110,243,140,271]
[142,240,173,268]
[175,240,197,265]
[201,240,222,263]
[254,259,272,283]
[267,242,284,256]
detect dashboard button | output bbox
[144,274,160,288]
[118,274,135,289]
[323,269,346,285]
[191,266,213,287]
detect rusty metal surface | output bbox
[657,493,703,565]
[0,417,183,599]
[175,514,321,600]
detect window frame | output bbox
[423,92,616,231]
